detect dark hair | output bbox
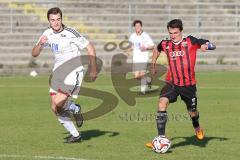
[167,19,183,31]
[132,20,142,27]
[47,7,62,20]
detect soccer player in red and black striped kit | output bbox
[146,19,216,148]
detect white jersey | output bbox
[38,26,89,70]
[129,31,154,63]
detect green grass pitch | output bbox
[0,72,239,160]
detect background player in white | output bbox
[128,20,155,94]
[32,7,97,143]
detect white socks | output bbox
[57,115,79,137]
[140,76,151,93]
[146,76,151,84]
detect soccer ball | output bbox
[30,70,38,77]
[152,136,171,153]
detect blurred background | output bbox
[0,0,240,75]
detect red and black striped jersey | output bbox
[157,36,209,86]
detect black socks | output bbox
[156,111,168,135]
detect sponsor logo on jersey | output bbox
[51,43,59,53]
[169,51,185,60]
[182,41,187,47]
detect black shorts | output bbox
[160,84,197,111]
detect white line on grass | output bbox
[0,154,87,160]
[0,85,239,90]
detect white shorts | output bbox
[132,62,148,72]
[133,52,149,63]
[49,66,84,99]
[133,52,149,72]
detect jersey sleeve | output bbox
[66,27,90,49]
[157,41,163,52]
[188,35,209,46]
[71,36,89,49]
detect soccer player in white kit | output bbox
[129,20,154,94]
[32,7,97,143]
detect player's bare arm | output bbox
[151,47,160,75]
[32,35,48,57]
[86,42,97,80]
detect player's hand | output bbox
[151,63,157,75]
[140,44,147,51]
[39,35,48,45]
[200,43,208,52]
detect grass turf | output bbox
[0,71,239,160]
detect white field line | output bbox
[0,154,87,160]
[0,85,239,90]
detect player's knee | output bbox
[134,74,141,79]
[54,99,65,107]
[158,97,169,111]
[54,93,68,107]
[134,72,143,79]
